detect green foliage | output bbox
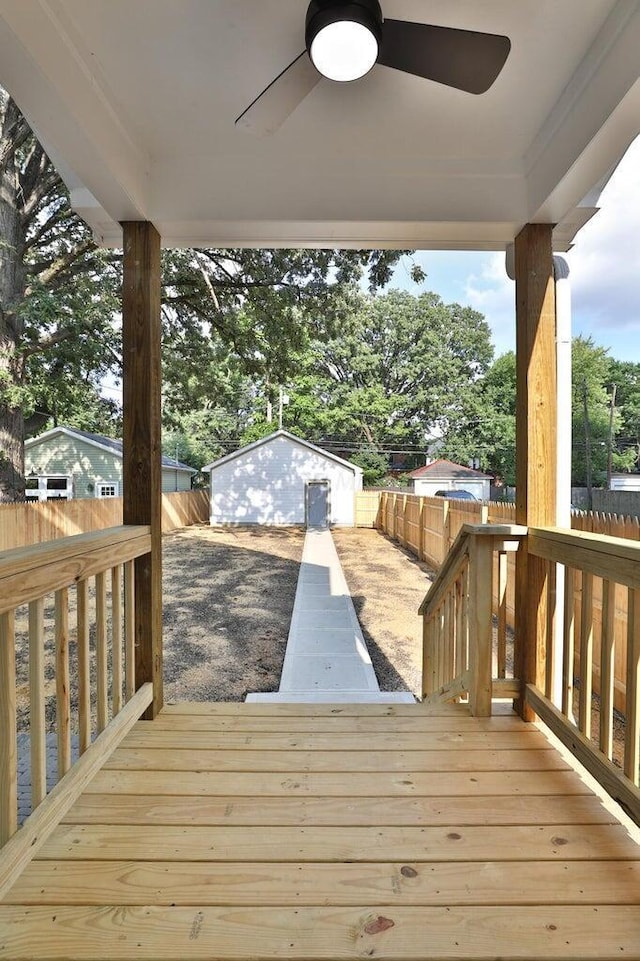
[349,446,389,486]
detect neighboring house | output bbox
[610,473,640,492]
[25,426,195,501]
[408,459,492,501]
[204,429,363,527]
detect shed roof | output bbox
[408,458,492,480]
[203,430,363,475]
[26,426,195,472]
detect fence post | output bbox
[442,500,450,564]
[418,497,425,561]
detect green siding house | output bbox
[25,427,195,501]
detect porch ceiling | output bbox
[1,0,640,250]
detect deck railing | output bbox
[419,524,525,714]
[525,526,640,823]
[0,525,155,897]
[421,521,640,823]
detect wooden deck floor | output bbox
[1,702,640,960]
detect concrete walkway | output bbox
[247,528,415,703]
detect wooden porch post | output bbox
[514,223,557,721]
[122,222,163,720]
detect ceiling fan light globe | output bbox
[310,20,378,82]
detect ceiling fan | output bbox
[235,0,511,135]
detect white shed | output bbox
[408,459,492,501]
[203,430,363,527]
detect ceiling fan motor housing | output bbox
[305,0,384,53]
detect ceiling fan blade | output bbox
[378,20,510,94]
[235,51,321,135]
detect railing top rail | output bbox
[0,525,151,615]
[419,523,527,617]
[529,525,640,589]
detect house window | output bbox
[96,482,119,498]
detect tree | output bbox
[0,92,122,499]
[607,358,640,471]
[277,289,493,451]
[441,351,516,484]
[1,91,421,500]
[571,337,634,486]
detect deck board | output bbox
[2,701,639,961]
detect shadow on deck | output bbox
[1,701,640,959]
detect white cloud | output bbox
[463,254,515,357]
[567,136,640,338]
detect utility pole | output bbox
[582,380,593,511]
[606,383,617,489]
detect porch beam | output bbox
[514,223,557,721]
[122,221,163,720]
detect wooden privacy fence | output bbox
[0,490,209,551]
[356,489,640,716]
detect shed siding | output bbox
[210,435,360,526]
[26,435,192,498]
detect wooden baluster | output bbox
[111,565,123,715]
[497,550,508,678]
[421,616,433,698]
[28,598,47,807]
[544,562,557,699]
[579,572,594,737]
[443,593,451,684]
[455,575,464,679]
[468,535,493,717]
[95,572,109,733]
[54,588,71,779]
[76,579,91,754]
[124,560,136,701]
[0,611,17,844]
[461,561,470,675]
[624,587,640,786]
[599,579,616,761]
[562,568,575,719]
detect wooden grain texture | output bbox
[95,570,108,734]
[526,684,640,824]
[8,858,640,907]
[514,223,556,720]
[124,559,135,700]
[122,220,163,720]
[3,904,640,960]
[0,526,150,615]
[111,564,123,715]
[28,597,46,807]
[600,578,616,759]
[76,578,91,754]
[579,572,594,737]
[625,587,640,785]
[0,684,152,903]
[0,610,17,845]
[62,792,617,827]
[54,587,71,778]
[39,822,629,863]
[468,535,493,716]
[3,702,639,961]
[103,746,569,774]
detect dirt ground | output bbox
[162,525,434,702]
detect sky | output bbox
[389,135,640,363]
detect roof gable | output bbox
[203,430,362,475]
[408,458,492,480]
[26,426,195,471]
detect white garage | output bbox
[204,430,363,528]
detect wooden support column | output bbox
[514,223,557,721]
[122,221,163,720]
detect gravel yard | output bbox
[162,525,434,702]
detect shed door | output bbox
[306,481,330,529]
